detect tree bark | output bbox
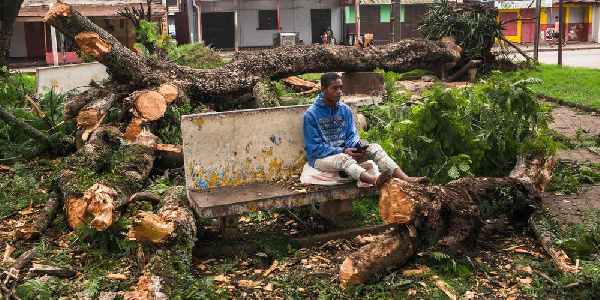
[60,127,156,231]
[45,1,461,114]
[0,105,54,146]
[125,186,196,299]
[0,0,25,73]
[339,156,556,287]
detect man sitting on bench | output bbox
[302,72,429,187]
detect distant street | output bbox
[533,48,600,69]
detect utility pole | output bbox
[390,0,396,43]
[186,0,194,44]
[390,0,401,43]
[558,0,564,66]
[234,0,239,52]
[533,0,541,61]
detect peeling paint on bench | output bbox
[182,105,311,190]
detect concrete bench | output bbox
[181,104,377,233]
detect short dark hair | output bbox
[320,72,342,88]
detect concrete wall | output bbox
[201,0,344,48]
[9,22,27,58]
[35,62,109,96]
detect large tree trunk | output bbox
[339,156,556,287]
[60,127,156,231]
[0,0,25,73]
[45,1,461,114]
[125,186,196,299]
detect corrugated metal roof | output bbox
[18,4,166,18]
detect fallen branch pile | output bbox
[339,156,557,287]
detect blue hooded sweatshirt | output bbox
[303,94,359,167]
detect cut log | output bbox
[64,82,133,120]
[84,183,118,231]
[59,127,156,230]
[45,2,461,112]
[155,144,183,170]
[125,186,196,299]
[158,84,178,103]
[75,32,111,62]
[340,156,556,287]
[125,118,146,143]
[134,90,167,121]
[339,227,416,287]
[128,211,175,243]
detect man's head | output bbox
[555,16,559,21]
[320,72,343,106]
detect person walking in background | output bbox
[553,16,565,46]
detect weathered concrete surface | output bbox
[342,72,384,96]
[35,62,109,96]
[182,105,310,190]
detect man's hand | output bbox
[344,148,367,158]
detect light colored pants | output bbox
[314,143,400,181]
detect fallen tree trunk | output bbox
[60,127,156,231]
[125,186,196,299]
[45,1,461,115]
[339,156,556,287]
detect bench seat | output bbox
[181,104,377,223]
[188,182,377,218]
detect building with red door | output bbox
[497,0,598,43]
[10,0,167,60]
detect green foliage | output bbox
[74,218,137,255]
[0,72,35,107]
[170,275,226,299]
[170,41,226,69]
[546,160,600,195]
[362,73,556,183]
[342,196,382,229]
[134,20,177,59]
[419,1,503,62]
[155,103,192,144]
[0,161,55,217]
[16,277,68,299]
[556,210,600,259]
[0,74,77,159]
[426,252,472,277]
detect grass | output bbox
[516,64,600,109]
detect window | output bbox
[258,10,278,30]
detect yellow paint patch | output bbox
[192,118,205,125]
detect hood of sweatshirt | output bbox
[314,94,340,116]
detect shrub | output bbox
[362,72,556,183]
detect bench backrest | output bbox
[182,104,357,192]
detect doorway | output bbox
[201,12,234,49]
[311,9,331,44]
